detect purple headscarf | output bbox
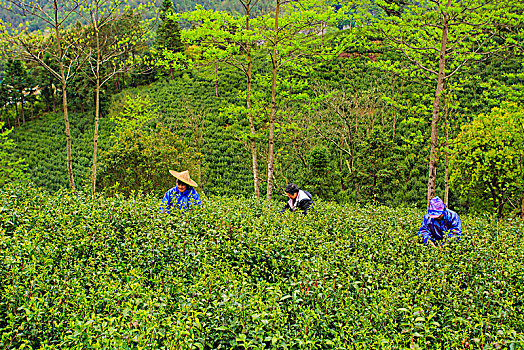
[428,197,446,218]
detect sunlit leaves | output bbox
[0,122,28,186]
[451,102,524,218]
[1,184,524,347]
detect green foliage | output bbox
[172,0,273,16]
[111,71,254,197]
[301,146,340,200]
[4,1,523,216]
[349,130,403,203]
[98,95,201,197]
[2,60,34,125]
[451,103,524,218]
[157,0,183,53]
[1,183,524,348]
[0,123,27,186]
[10,113,113,192]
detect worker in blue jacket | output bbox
[162,170,201,212]
[418,196,462,247]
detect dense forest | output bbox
[0,0,524,347]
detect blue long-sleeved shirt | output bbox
[418,209,462,244]
[162,186,201,212]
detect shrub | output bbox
[1,184,523,348]
[0,123,27,186]
[98,96,202,197]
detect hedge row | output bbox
[1,184,523,349]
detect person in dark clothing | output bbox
[280,183,314,215]
[418,196,462,247]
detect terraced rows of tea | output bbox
[1,184,523,349]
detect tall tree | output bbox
[3,59,26,126]
[0,0,83,190]
[156,0,184,80]
[76,3,148,195]
[181,1,263,197]
[3,59,35,125]
[375,0,523,204]
[0,78,10,129]
[259,0,349,200]
[451,103,524,219]
[33,54,60,112]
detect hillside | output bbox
[1,184,523,348]
[11,113,113,193]
[0,0,273,32]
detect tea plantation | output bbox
[1,184,523,349]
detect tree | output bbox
[181,2,264,197]
[301,145,339,199]
[156,0,184,80]
[307,82,401,204]
[98,95,201,197]
[3,59,32,126]
[259,0,349,200]
[33,54,60,112]
[0,0,84,191]
[76,2,149,196]
[451,103,524,219]
[0,78,10,128]
[375,0,523,205]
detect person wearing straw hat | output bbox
[280,183,314,215]
[418,196,462,247]
[162,170,201,212]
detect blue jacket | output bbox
[418,208,462,244]
[162,186,201,212]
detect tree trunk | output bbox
[52,90,56,112]
[170,67,175,80]
[266,0,280,201]
[55,7,75,191]
[339,146,346,191]
[288,68,291,95]
[497,197,504,219]
[92,23,101,196]
[15,102,20,127]
[427,1,450,206]
[444,92,449,207]
[215,66,219,98]
[61,79,75,191]
[246,5,260,198]
[391,74,401,140]
[5,107,11,128]
[21,96,25,124]
[521,197,524,222]
[444,125,449,207]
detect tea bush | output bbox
[10,113,113,192]
[1,184,523,349]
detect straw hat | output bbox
[169,170,198,187]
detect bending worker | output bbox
[162,170,201,212]
[418,196,462,247]
[280,183,314,215]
